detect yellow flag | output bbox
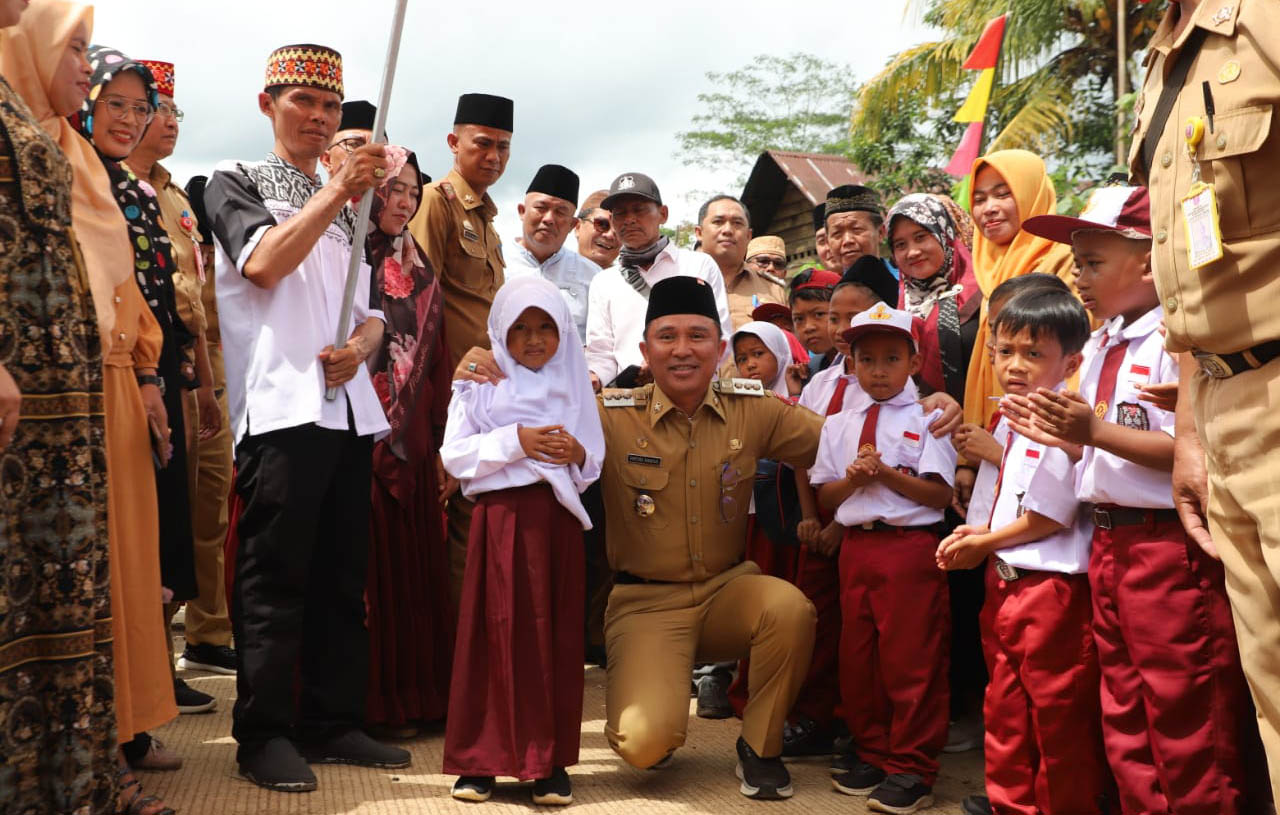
[953,68,995,123]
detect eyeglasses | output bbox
[155,101,184,122]
[329,135,368,153]
[583,216,612,233]
[97,94,154,124]
[748,255,787,270]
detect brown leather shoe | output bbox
[129,738,183,772]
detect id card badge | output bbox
[1181,181,1224,270]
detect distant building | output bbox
[740,150,867,271]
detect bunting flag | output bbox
[944,14,1008,177]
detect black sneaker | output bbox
[532,767,573,806]
[829,747,859,776]
[451,775,494,802]
[782,717,836,759]
[173,677,217,714]
[831,760,887,795]
[735,736,793,800]
[178,643,237,675]
[961,794,993,815]
[239,736,316,793]
[300,729,411,769]
[696,673,734,719]
[867,773,933,814]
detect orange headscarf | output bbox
[962,149,1077,427]
[0,0,131,348]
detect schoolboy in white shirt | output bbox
[811,303,955,814]
[937,288,1112,815]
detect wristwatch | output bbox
[137,373,166,395]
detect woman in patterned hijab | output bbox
[887,193,982,402]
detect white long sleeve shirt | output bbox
[504,241,601,345]
[584,243,732,383]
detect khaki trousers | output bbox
[178,381,233,647]
[446,494,475,612]
[603,561,815,768]
[1193,357,1280,802]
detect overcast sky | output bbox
[91,0,935,238]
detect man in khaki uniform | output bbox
[1129,0,1280,797]
[696,195,787,329]
[125,62,235,689]
[409,92,512,606]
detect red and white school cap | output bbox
[842,302,917,349]
[1022,185,1152,244]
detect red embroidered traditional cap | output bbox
[1022,185,1152,244]
[264,43,343,98]
[842,302,917,350]
[792,268,841,292]
[137,60,174,98]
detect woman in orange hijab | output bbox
[962,150,1077,427]
[0,3,177,814]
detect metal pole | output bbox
[1116,0,1128,165]
[326,0,409,401]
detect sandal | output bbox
[116,760,176,815]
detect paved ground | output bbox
[146,638,983,814]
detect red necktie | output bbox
[987,431,1017,527]
[986,408,1002,434]
[857,402,882,455]
[1093,339,1131,421]
[826,375,851,416]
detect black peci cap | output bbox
[338,99,379,134]
[841,256,900,307]
[645,276,719,327]
[813,202,826,232]
[454,92,513,132]
[601,172,662,211]
[825,184,884,224]
[526,164,580,207]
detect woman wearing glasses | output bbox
[74,44,199,789]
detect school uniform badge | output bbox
[1116,401,1150,431]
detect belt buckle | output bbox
[859,522,876,531]
[1193,351,1234,379]
[995,560,1021,582]
[1091,507,1113,530]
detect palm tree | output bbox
[853,0,1163,164]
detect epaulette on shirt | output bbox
[712,378,766,397]
[437,181,456,202]
[602,388,649,408]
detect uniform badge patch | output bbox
[439,181,456,201]
[627,454,661,467]
[1218,60,1241,83]
[635,494,656,517]
[1116,401,1150,431]
[602,389,636,408]
[1210,4,1232,24]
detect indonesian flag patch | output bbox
[902,430,921,447]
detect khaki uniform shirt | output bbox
[135,162,207,372]
[598,379,824,583]
[725,266,788,330]
[408,168,503,369]
[1129,0,1280,355]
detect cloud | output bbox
[90,0,933,239]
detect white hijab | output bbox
[453,275,604,527]
[733,321,794,395]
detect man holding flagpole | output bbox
[204,43,410,793]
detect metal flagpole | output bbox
[326,0,410,401]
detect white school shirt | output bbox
[965,421,1011,527]
[809,387,955,527]
[584,243,733,383]
[1076,307,1177,509]
[206,155,389,445]
[504,240,600,345]
[439,387,603,529]
[797,359,920,416]
[987,408,1093,574]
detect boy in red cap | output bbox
[811,303,956,813]
[1003,186,1263,815]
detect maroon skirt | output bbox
[365,439,454,725]
[442,482,585,779]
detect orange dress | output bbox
[105,280,177,738]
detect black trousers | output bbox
[230,421,373,757]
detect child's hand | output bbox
[813,520,844,557]
[796,516,822,546]
[1028,388,1095,445]
[785,363,808,397]
[937,524,991,571]
[952,466,975,516]
[864,451,887,481]
[544,429,587,467]
[1002,394,1084,461]
[518,424,567,462]
[844,454,878,488]
[1137,381,1178,412]
[953,423,1002,465]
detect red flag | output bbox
[963,14,1008,70]
[945,120,985,177]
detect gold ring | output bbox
[374,168,386,179]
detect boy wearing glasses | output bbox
[810,303,955,814]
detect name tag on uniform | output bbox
[462,227,481,242]
[901,430,921,448]
[1182,182,1224,270]
[627,454,662,467]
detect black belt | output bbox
[614,571,677,585]
[1193,340,1280,379]
[852,520,940,534]
[1091,506,1180,530]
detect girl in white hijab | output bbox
[440,275,603,806]
[732,320,796,398]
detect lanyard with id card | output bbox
[1181,116,1224,270]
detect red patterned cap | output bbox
[1022,186,1151,244]
[264,43,343,99]
[137,60,175,98]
